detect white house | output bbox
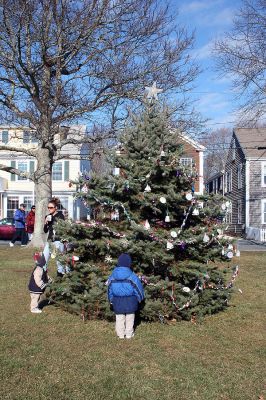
[0,125,89,220]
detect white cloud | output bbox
[193,41,214,60]
[179,0,224,14]
[201,7,235,27]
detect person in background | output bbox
[9,203,27,247]
[107,253,145,339]
[26,205,36,241]
[43,197,68,277]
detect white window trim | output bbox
[261,162,266,187]
[261,199,266,224]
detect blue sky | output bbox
[168,0,243,130]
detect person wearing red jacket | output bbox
[26,205,36,241]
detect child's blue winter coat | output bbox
[107,266,144,314]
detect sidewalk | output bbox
[237,239,266,252]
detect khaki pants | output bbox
[30,293,41,311]
[115,313,135,338]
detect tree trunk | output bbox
[30,149,52,248]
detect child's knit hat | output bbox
[34,252,46,268]
[117,253,132,268]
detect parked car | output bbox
[0,218,15,240]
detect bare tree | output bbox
[0,0,199,246]
[214,0,266,125]
[202,127,232,181]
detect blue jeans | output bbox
[53,241,70,274]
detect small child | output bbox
[107,253,144,339]
[28,243,52,313]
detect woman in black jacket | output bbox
[44,198,67,277]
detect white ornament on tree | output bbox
[185,193,193,201]
[144,184,151,192]
[203,233,210,243]
[165,215,170,222]
[166,241,174,250]
[113,167,120,176]
[170,231,177,238]
[144,220,151,230]
[226,251,234,259]
[105,255,113,264]
[159,196,166,204]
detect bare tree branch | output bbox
[214,0,266,124]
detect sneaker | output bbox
[31,308,42,313]
[125,334,134,339]
[9,242,14,247]
[21,245,27,247]
[118,336,125,339]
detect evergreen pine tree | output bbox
[48,101,239,322]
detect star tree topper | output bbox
[145,81,163,100]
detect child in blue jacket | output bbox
[107,253,144,339]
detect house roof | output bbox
[234,128,266,159]
[170,129,206,151]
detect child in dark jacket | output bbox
[107,253,144,339]
[28,243,52,313]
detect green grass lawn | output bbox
[0,246,265,400]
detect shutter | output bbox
[10,160,16,181]
[29,160,35,174]
[64,160,69,181]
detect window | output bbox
[10,160,35,181]
[23,197,34,211]
[237,164,243,189]
[17,162,28,180]
[52,161,69,181]
[262,200,266,224]
[1,130,9,144]
[56,196,69,217]
[23,131,30,143]
[52,162,63,180]
[237,200,242,224]
[261,162,266,187]
[7,196,19,219]
[180,158,193,171]
[23,131,38,144]
[227,170,232,192]
[225,171,232,193]
[224,173,227,194]
[225,201,232,224]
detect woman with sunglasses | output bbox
[44,198,67,277]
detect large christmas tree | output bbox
[48,98,239,322]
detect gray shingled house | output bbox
[207,128,266,241]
